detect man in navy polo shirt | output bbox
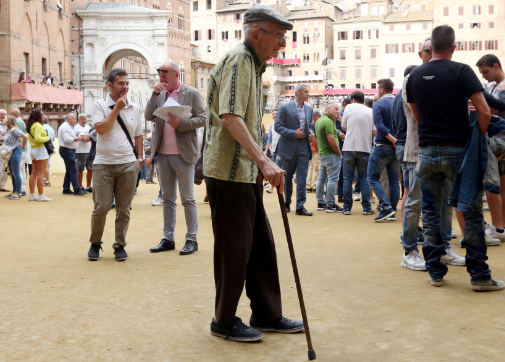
[368,78,399,222]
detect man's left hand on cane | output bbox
[260,159,285,195]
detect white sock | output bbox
[30,193,36,197]
[39,194,44,198]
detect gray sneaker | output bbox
[471,279,505,292]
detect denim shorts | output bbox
[30,146,49,161]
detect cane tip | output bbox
[308,350,316,360]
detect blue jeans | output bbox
[367,145,400,211]
[279,140,311,209]
[417,146,490,282]
[140,161,147,180]
[59,147,82,193]
[343,151,370,209]
[316,153,342,207]
[337,160,344,197]
[8,147,22,194]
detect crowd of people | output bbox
[2,5,505,345]
[17,72,79,90]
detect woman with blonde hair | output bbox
[26,109,51,202]
[2,115,28,200]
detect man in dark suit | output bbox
[145,59,206,255]
[275,83,314,215]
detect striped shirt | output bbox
[4,128,24,150]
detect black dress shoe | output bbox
[250,315,304,333]
[62,189,74,195]
[285,205,290,213]
[150,239,175,253]
[296,207,313,216]
[180,240,198,255]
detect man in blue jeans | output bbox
[57,113,88,196]
[336,98,350,202]
[315,103,343,213]
[341,91,376,215]
[407,25,504,290]
[368,79,399,222]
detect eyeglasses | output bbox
[258,28,290,43]
[422,48,432,55]
[156,69,177,75]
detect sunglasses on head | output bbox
[156,69,177,75]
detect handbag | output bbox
[110,106,141,188]
[30,127,55,155]
[0,144,13,161]
[194,127,206,185]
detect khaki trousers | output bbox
[307,151,320,189]
[89,162,138,247]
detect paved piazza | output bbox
[1,175,505,361]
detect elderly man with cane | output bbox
[204,5,316,355]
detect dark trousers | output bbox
[206,177,282,326]
[59,147,82,193]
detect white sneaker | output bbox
[451,227,457,239]
[401,250,426,271]
[151,197,163,206]
[37,195,52,202]
[353,192,361,201]
[485,223,505,241]
[483,206,490,211]
[28,194,38,201]
[483,194,487,202]
[369,197,375,203]
[440,247,465,266]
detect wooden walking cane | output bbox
[276,188,316,360]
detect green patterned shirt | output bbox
[203,42,267,184]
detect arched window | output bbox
[179,61,185,83]
[371,5,378,15]
[378,5,385,14]
[178,8,184,30]
[167,2,172,10]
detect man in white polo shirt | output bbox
[58,113,89,196]
[341,90,377,215]
[74,114,93,192]
[88,68,143,262]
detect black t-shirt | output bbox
[406,59,484,146]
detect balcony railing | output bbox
[266,58,301,66]
[272,75,324,83]
[11,83,83,111]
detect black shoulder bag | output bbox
[110,106,141,188]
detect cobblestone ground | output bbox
[1,175,505,361]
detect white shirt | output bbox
[57,121,79,150]
[341,103,376,154]
[74,123,92,154]
[91,93,143,165]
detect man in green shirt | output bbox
[204,5,304,343]
[10,108,28,195]
[315,103,343,212]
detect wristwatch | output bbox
[137,158,144,162]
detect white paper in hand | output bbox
[153,97,192,121]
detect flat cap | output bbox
[244,5,293,31]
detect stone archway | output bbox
[76,2,172,117]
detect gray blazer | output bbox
[144,83,206,164]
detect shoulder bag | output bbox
[0,144,12,161]
[110,106,141,188]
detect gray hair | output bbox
[243,21,270,41]
[162,59,180,73]
[313,110,322,117]
[295,83,308,94]
[325,102,338,113]
[78,114,87,120]
[421,37,431,51]
[64,113,75,122]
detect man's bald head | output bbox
[160,60,180,73]
[10,108,20,117]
